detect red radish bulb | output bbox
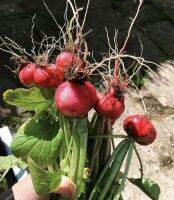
[49,64,64,84]
[55,52,85,70]
[123,115,157,145]
[34,64,63,88]
[19,63,36,85]
[55,81,97,117]
[95,92,125,120]
[85,82,98,107]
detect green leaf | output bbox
[129,178,161,200]
[0,155,27,171]
[0,155,27,182]
[3,87,52,111]
[39,88,55,100]
[28,158,61,196]
[11,110,63,167]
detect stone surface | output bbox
[151,0,174,23]
[142,61,174,107]
[141,21,174,56]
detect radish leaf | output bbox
[0,155,27,171]
[28,158,61,196]
[129,178,160,200]
[11,110,63,167]
[0,155,27,182]
[3,87,52,112]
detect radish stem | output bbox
[69,119,79,183]
[113,142,133,200]
[89,139,127,200]
[98,141,130,199]
[133,143,144,179]
[74,118,88,199]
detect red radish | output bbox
[50,64,64,83]
[95,92,125,120]
[55,52,85,70]
[84,82,98,107]
[55,81,96,117]
[34,64,64,88]
[123,115,157,145]
[19,63,36,85]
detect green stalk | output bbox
[63,116,72,164]
[60,137,73,173]
[88,112,98,135]
[58,113,67,154]
[89,140,127,200]
[48,164,54,172]
[69,119,79,183]
[61,114,70,149]
[133,143,144,179]
[62,115,71,144]
[89,135,128,139]
[98,141,131,200]
[98,119,112,173]
[90,118,105,171]
[107,183,117,200]
[90,153,99,188]
[113,142,134,200]
[108,120,116,150]
[74,118,88,199]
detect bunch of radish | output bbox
[1,0,160,200]
[15,48,157,199]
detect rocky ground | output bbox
[113,60,174,200]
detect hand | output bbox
[12,175,76,200]
[12,175,48,200]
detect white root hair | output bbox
[0,0,91,65]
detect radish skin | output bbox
[55,81,97,117]
[34,64,63,88]
[123,115,157,145]
[95,92,125,120]
[19,63,36,85]
[56,52,85,70]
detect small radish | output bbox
[55,81,97,117]
[95,92,125,120]
[123,115,157,145]
[85,82,98,107]
[34,64,64,88]
[19,63,36,85]
[49,64,64,84]
[55,52,85,70]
